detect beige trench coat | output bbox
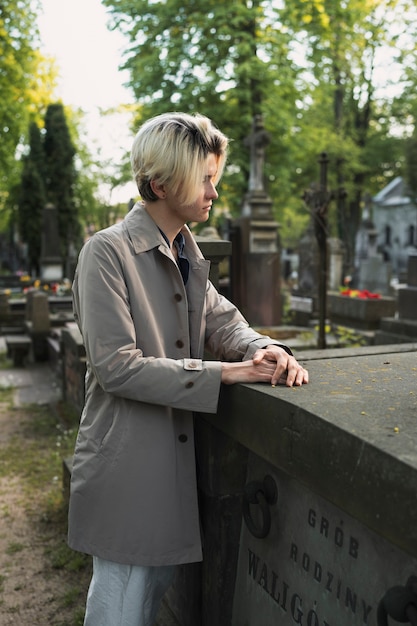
[68,203,285,567]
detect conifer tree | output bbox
[43,103,80,261]
[18,122,45,276]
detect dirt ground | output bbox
[0,390,91,625]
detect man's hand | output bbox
[220,345,309,387]
[252,345,309,387]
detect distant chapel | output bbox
[372,176,417,279]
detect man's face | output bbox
[165,153,219,224]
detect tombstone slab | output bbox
[181,344,417,626]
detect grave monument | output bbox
[375,253,417,344]
[229,115,282,326]
[355,211,392,296]
[40,203,63,282]
[155,343,417,626]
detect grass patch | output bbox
[5,541,25,555]
[0,386,14,405]
[0,397,91,624]
[0,402,78,491]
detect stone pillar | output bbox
[195,233,232,291]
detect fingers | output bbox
[270,356,309,387]
[281,360,309,387]
[252,348,309,387]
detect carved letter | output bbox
[308,508,316,527]
[334,525,344,548]
[345,587,357,614]
[270,570,280,603]
[281,581,289,612]
[291,594,304,625]
[349,537,359,559]
[302,553,310,572]
[307,609,319,626]
[258,563,269,592]
[248,549,259,579]
[313,561,322,582]
[362,601,372,624]
[320,516,329,538]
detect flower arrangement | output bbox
[339,288,381,299]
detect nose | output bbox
[207,181,218,200]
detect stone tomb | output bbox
[161,344,417,626]
[232,459,415,626]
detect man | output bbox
[68,112,308,626]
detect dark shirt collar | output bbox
[159,229,189,284]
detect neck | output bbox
[143,201,183,246]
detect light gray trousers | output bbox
[84,556,176,626]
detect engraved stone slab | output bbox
[232,456,417,626]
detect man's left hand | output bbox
[252,345,309,387]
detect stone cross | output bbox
[244,114,270,193]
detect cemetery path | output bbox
[0,362,90,625]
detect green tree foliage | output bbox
[102,0,417,257]
[16,105,82,275]
[0,0,41,193]
[43,103,80,259]
[0,0,58,258]
[281,0,417,265]
[102,0,300,216]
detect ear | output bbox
[150,179,166,199]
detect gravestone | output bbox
[375,253,417,344]
[357,254,392,296]
[40,204,63,281]
[356,216,392,296]
[25,290,51,361]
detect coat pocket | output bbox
[98,400,128,464]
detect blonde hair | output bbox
[131,112,229,205]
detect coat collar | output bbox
[124,201,204,263]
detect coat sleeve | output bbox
[72,232,222,414]
[204,280,292,361]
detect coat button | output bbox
[176,340,184,348]
[178,434,188,443]
[186,381,194,389]
[174,293,182,302]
